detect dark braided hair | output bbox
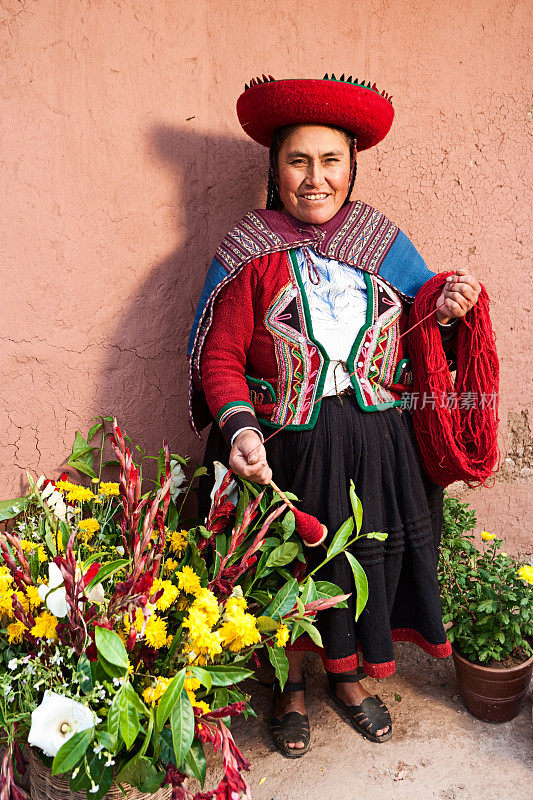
[266,124,357,211]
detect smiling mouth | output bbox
[299,193,330,201]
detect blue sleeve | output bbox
[379,229,435,299]
[187,257,229,356]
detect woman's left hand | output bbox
[435,267,481,325]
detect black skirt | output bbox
[200,394,452,677]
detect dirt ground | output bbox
[205,642,532,800]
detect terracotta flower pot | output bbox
[451,645,533,723]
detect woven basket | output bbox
[29,747,172,800]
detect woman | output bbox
[187,75,497,756]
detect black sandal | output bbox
[270,679,311,758]
[326,671,393,743]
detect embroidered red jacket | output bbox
[189,202,448,444]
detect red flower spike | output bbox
[83,563,101,587]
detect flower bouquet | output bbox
[0,418,370,799]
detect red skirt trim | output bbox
[286,627,452,678]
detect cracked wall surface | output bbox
[1,0,531,551]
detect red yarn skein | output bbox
[292,508,327,546]
[408,272,499,487]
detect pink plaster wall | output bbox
[1,1,531,552]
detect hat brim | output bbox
[236,78,394,151]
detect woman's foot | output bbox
[327,670,392,742]
[273,681,308,750]
[334,674,390,738]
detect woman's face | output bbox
[276,125,352,224]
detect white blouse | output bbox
[294,246,367,396]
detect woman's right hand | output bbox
[229,430,272,485]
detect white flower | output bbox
[28,691,95,757]
[40,482,67,521]
[209,461,239,508]
[169,459,186,503]
[86,582,105,605]
[38,563,68,618]
[8,659,18,671]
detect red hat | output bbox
[237,74,394,151]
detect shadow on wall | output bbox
[95,125,268,471]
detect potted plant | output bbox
[0,418,372,799]
[438,495,533,722]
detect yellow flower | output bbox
[275,624,290,648]
[226,595,248,613]
[481,531,495,541]
[31,611,58,640]
[6,619,26,643]
[164,558,180,576]
[176,565,202,595]
[66,486,95,503]
[190,588,220,627]
[182,611,223,659]
[184,672,201,693]
[151,579,179,612]
[517,565,533,585]
[143,677,171,706]
[144,614,169,649]
[25,585,42,609]
[192,699,210,716]
[0,567,13,594]
[169,529,188,555]
[78,518,100,536]
[55,480,76,492]
[218,604,261,652]
[100,482,120,497]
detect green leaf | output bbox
[0,496,29,521]
[52,728,93,775]
[345,552,368,621]
[85,559,129,592]
[106,691,121,742]
[267,644,289,689]
[248,590,272,608]
[188,666,212,692]
[68,432,96,478]
[123,682,149,716]
[170,689,195,766]
[327,517,354,560]
[95,626,128,670]
[87,421,103,442]
[77,654,93,693]
[349,480,363,533]
[267,578,298,619]
[314,580,345,599]
[366,531,388,541]
[293,618,323,647]
[201,665,254,686]
[256,615,279,633]
[266,542,299,568]
[281,510,296,539]
[120,701,140,750]
[139,767,165,794]
[117,753,153,789]
[299,577,318,605]
[156,669,186,731]
[98,653,127,678]
[181,738,207,786]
